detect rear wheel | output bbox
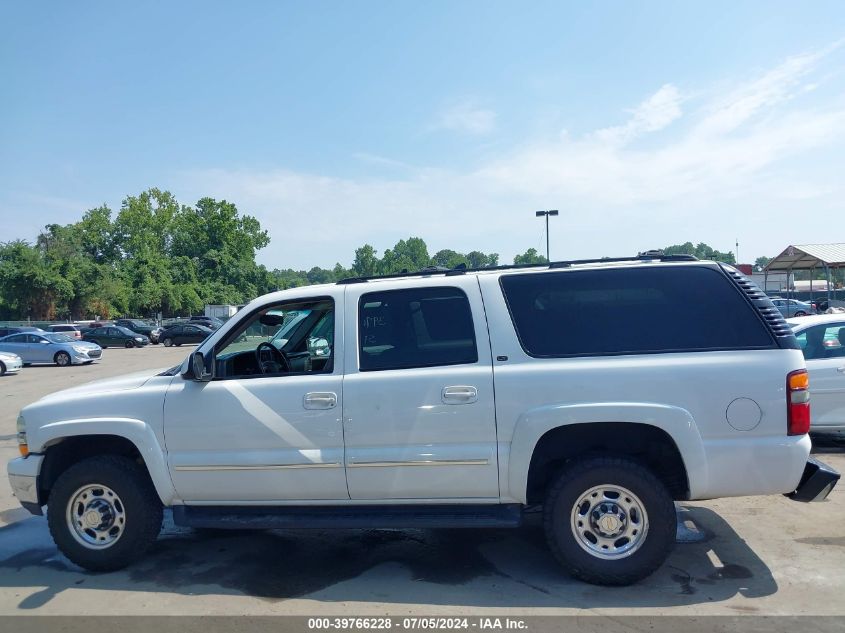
[794,311,807,317]
[54,351,71,367]
[543,456,676,586]
[0,361,5,376]
[47,455,163,571]
[162,338,173,347]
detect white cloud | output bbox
[432,100,497,135]
[594,84,684,145]
[175,44,845,268]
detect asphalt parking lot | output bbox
[0,346,842,617]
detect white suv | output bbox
[8,253,839,585]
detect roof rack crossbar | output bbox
[335,251,698,284]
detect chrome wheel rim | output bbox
[570,484,648,560]
[66,484,126,549]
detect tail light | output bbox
[787,369,810,435]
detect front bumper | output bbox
[72,348,102,364]
[1,357,23,373]
[7,454,44,515]
[788,457,840,502]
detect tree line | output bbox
[1,187,754,321]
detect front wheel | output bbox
[124,340,134,348]
[47,455,163,571]
[54,351,71,367]
[0,361,5,376]
[543,456,676,586]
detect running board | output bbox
[172,504,523,530]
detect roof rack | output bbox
[336,250,698,284]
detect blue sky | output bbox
[1,1,843,268]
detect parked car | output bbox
[770,297,817,317]
[159,323,213,347]
[82,326,150,348]
[0,332,102,366]
[0,351,23,376]
[7,254,839,583]
[0,326,44,338]
[188,315,223,330]
[788,314,845,436]
[48,324,83,339]
[114,319,163,344]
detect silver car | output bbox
[0,332,102,367]
[0,351,23,376]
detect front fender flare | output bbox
[506,402,708,503]
[35,418,177,506]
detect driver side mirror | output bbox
[190,351,214,382]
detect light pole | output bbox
[535,209,559,261]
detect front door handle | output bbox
[837,367,845,374]
[303,392,337,409]
[442,385,478,404]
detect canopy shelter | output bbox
[764,243,845,306]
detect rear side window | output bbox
[358,287,478,371]
[500,266,775,358]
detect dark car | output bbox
[188,315,223,330]
[0,326,44,338]
[82,325,150,348]
[114,319,163,344]
[159,323,212,347]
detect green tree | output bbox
[352,244,379,277]
[513,248,548,265]
[663,242,735,264]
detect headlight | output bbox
[135,337,143,341]
[72,345,88,353]
[16,414,28,457]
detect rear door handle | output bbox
[442,386,478,404]
[303,392,337,409]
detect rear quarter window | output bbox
[500,266,775,357]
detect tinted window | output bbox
[500,266,774,358]
[358,287,478,371]
[795,323,845,360]
[4,334,26,343]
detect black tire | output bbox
[162,338,173,347]
[47,455,163,572]
[0,361,5,376]
[124,340,134,348]
[543,456,676,586]
[794,311,807,317]
[54,351,71,367]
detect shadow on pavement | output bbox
[0,503,776,610]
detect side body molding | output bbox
[506,402,708,503]
[36,418,177,505]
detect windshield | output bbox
[45,333,75,343]
[270,310,312,346]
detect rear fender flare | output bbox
[507,402,708,502]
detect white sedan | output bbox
[0,351,23,376]
[788,314,845,436]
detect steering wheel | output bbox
[255,342,291,374]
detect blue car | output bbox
[0,331,102,367]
